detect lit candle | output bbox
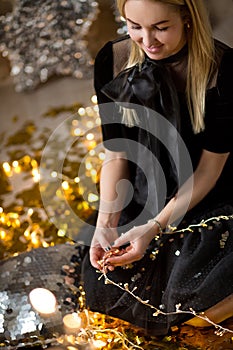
[29,288,57,314]
[63,312,82,334]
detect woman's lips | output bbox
[145,45,163,54]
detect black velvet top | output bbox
[94,35,233,223]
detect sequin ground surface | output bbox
[0,242,85,348]
[0,0,99,92]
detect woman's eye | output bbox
[157,26,169,31]
[131,26,141,30]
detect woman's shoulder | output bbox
[215,40,232,65]
[94,35,131,92]
[95,35,131,74]
[95,35,131,58]
[214,40,233,100]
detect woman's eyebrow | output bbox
[126,18,170,26]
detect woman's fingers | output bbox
[93,226,119,250]
[106,247,143,266]
[113,225,147,248]
[90,247,105,269]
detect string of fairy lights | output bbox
[98,214,233,340]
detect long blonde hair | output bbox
[117,0,215,133]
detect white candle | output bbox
[29,288,57,314]
[63,312,82,333]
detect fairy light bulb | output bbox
[78,107,86,116]
[3,162,12,176]
[62,181,69,190]
[29,288,57,314]
[92,339,107,348]
[86,133,94,141]
[73,127,82,136]
[32,168,40,182]
[91,95,97,104]
[27,208,33,216]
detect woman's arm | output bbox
[90,149,130,268]
[155,149,230,230]
[106,149,230,267]
[96,149,130,228]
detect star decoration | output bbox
[0,0,99,92]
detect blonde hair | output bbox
[117,0,215,133]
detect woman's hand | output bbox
[103,222,160,269]
[90,226,119,269]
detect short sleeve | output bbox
[201,48,233,153]
[94,41,127,151]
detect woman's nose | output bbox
[142,30,156,47]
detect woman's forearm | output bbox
[155,150,229,230]
[96,150,130,228]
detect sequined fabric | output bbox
[0,0,99,92]
[0,242,86,348]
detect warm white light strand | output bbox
[99,214,233,337]
[164,215,233,234]
[100,273,233,337]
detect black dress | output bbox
[82,36,233,335]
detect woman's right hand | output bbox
[90,226,119,269]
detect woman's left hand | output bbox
[104,222,159,268]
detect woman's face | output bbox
[124,0,187,60]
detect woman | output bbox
[82,0,233,335]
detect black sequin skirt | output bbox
[82,203,233,336]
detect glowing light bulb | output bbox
[62,181,69,190]
[91,95,97,104]
[24,229,30,238]
[92,339,107,348]
[86,162,92,170]
[29,288,57,314]
[73,127,82,136]
[98,152,105,161]
[27,208,33,216]
[78,107,86,116]
[32,168,40,182]
[89,150,95,156]
[57,229,66,237]
[3,162,12,176]
[86,133,94,141]
[88,193,99,203]
[90,169,97,176]
[0,231,6,239]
